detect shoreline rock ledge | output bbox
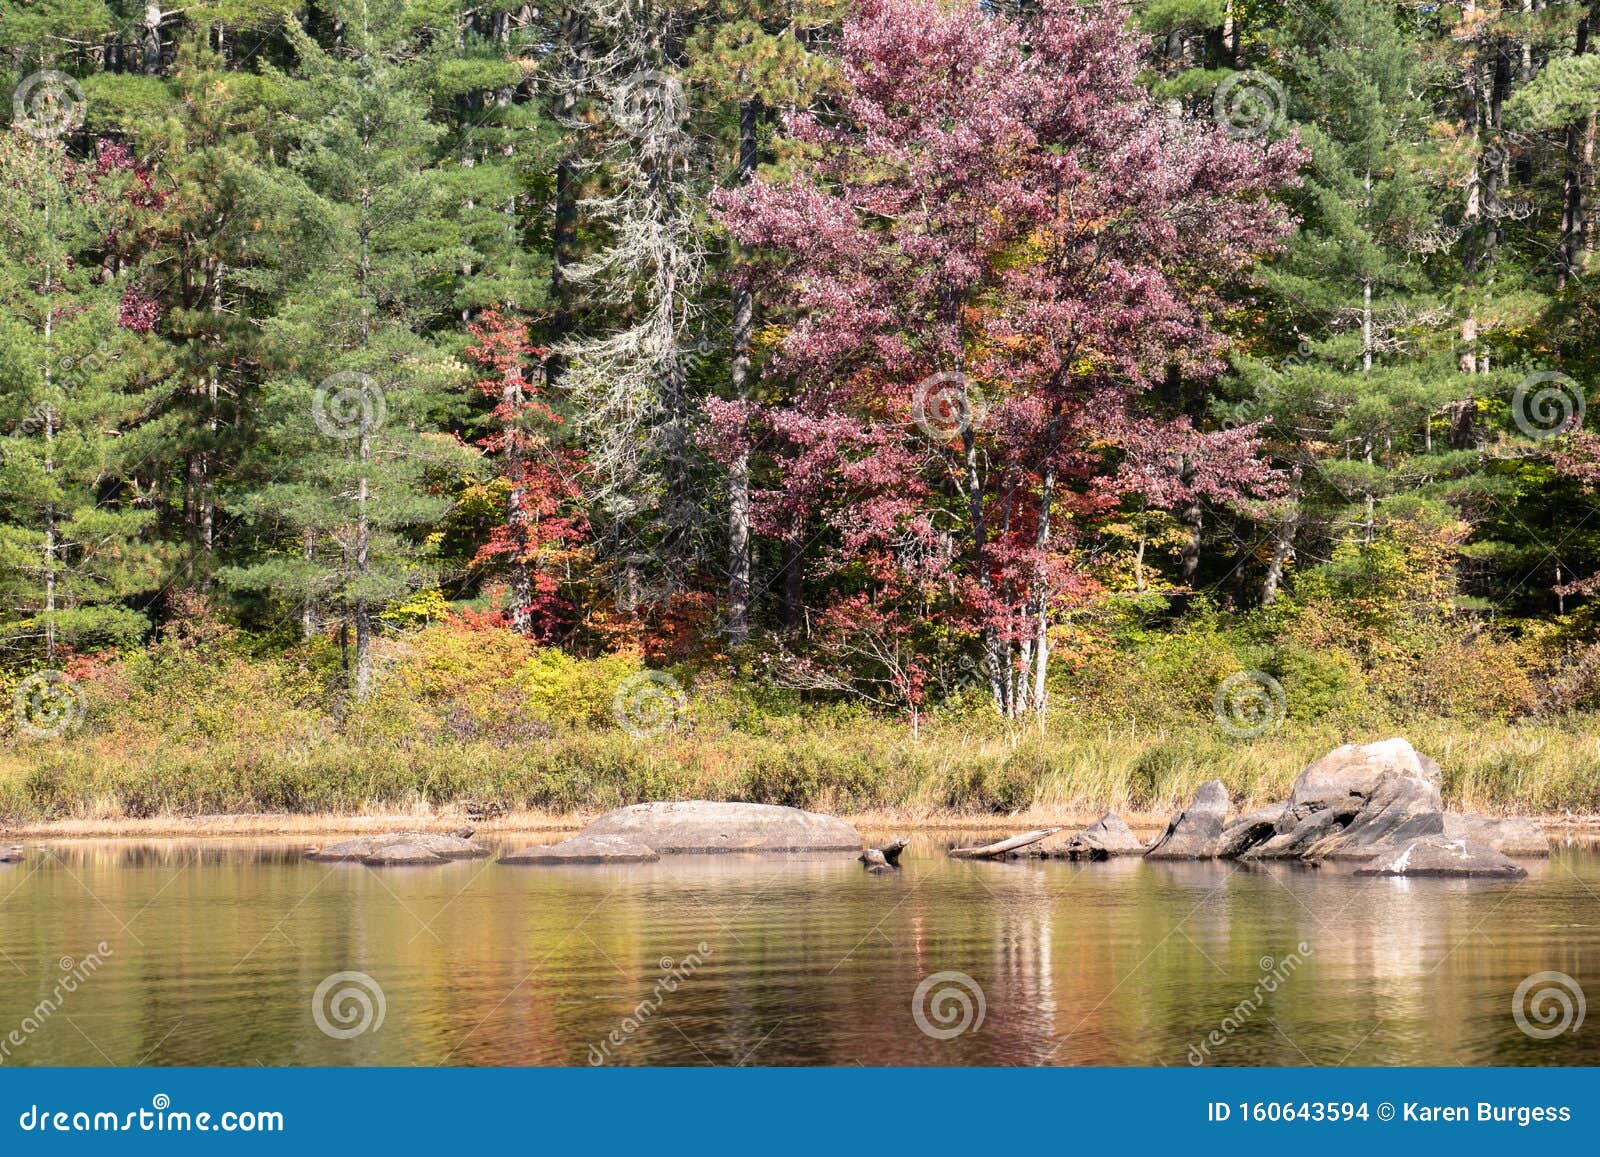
[1143,736,1548,876]
[306,831,490,866]
[571,801,862,855]
[501,834,661,865]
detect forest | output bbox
[5,0,1600,821]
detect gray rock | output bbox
[1354,835,1528,879]
[1443,813,1549,857]
[1215,805,1286,859]
[579,801,862,853]
[1243,806,1356,860]
[1280,737,1441,830]
[0,846,23,864]
[1306,772,1445,860]
[1145,780,1230,860]
[1061,813,1147,860]
[359,842,445,866]
[500,834,660,865]
[307,831,490,863]
[1246,773,1444,862]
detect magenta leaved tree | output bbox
[711,0,1304,717]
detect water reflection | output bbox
[0,837,1593,1066]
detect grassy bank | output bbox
[6,715,1600,826]
[5,622,1600,825]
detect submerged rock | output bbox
[359,842,446,866]
[1060,813,1146,860]
[1353,835,1528,879]
[1145,780,1229,860]
[0,846,23,864]
[1443,813,1549,857]
[500,834,660,865]
[578,801,861,854]
[306,831,490,864]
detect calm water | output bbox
[0,835,1596,1066]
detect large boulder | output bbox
[501,834,660,865]
[0,846,23,864]
[578,801,861,854]
[1354,835,1528,879]
[1145,780,1229,860]
[1280,737,1441,830]
[306,831,490,863]
[1247,772,1443,861]
[1307,773,1445,860]
[1443,814,1549,857]
[1060,813,1146,860]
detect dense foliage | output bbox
[6,0,1600,763]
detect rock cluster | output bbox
[1143,738,1544,878]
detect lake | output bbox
[0,835,1594,1066]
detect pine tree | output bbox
[221,5,472,698]
[0,137,167,660]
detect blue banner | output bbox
[3,1067,1594,1153]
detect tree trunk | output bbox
[546,8,586,389]
[506,377,534,636]
[727,98,758,648]
[301,526,319,642]
[1560,3,1597,286]
[1261,509,1296,607]
[1178,485,1203,588]
[354,410,372,700]
[780,527,804,632]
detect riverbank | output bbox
[7,803,1600,843]
[7,714,1600,829]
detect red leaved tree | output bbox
[712,0,1302,716]
[463,310,588,640]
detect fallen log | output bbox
[947,828,1061,860]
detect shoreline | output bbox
[7,805,1600,843]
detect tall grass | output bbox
[5,716,1600,823]
[3,624,1599,823]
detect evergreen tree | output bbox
[0,137,167,659]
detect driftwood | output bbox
[947,828,1062,860]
